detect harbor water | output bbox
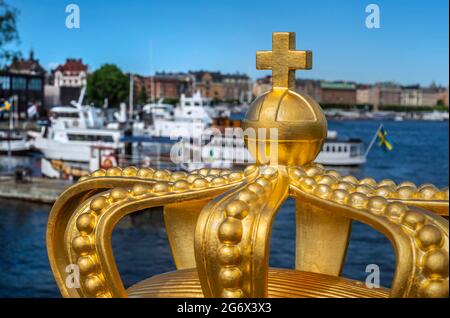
[0,120,448,297]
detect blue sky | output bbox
[9,0,450,85]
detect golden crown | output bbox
[47,32,449,298]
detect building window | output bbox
[12,77,27,90]
[29,78,42,91]
[0,76,10,90]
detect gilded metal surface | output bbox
[47,32,449,298]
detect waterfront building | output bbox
[400,84,423,106]
[296,79,322,102]
[50,58,89,106]
[356,84,371,105]
[189,70,251,102]
[370,82,401,109]
[320,81,357,105]
[0,50,46,117]
[133,72,192,103]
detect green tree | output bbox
[137,88,148,105]
[86,64,129,107]
[0,0,20,67]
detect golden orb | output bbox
[243,88,327,166]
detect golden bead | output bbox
[442,187,449,200]
[211,176,227,186]
[199,168,209,176]
[76,213,96,234]
[170,171,187,181]
[299,177,317,192]
[305,166,322,177]
[226,200,249,220]
[153,170,170,181]
[385,202,408,223]
[247,183,265,196]
[375,186,394,198]
[132,184,150,196]
[219,267,243,288]
[335,182,355,192]
[396,186,417,199]
[355,185,373,195]
[221,288,244,298]
[402,211,426,231]
[341,175,358,184]
[91,169,106,177]
[418,279,449,298]
[368,196,388,214]
[137,168,154,178]
[153,182,169,193]
[205,176,214,182]
[417,225,443,250]
[122,166,138,177]
[422,250,449,278]
[360,177,377,187]
[289,168,306,180]
[398,181,416,188]
[106,167,122,177]
[262,167,278,180]
[347,192,368,209]
[186,174,199,183]
[84,275,104,295]
[192,178,208,189]
[317,175,338,186]
[331,189,349,204]
[220,169,232,176]
[324,170,341,179]
[228,172,243,181]
[77,256,97,275]
[238,189,258,203]
[218,245,241,266]
[72,235,92,255]
[419,186,439,200]
[90,196,107,213]
[314,184,332,199]
[208,169,221,176]
[378,179,396,188]
[244,165,258,176]
[110,188,128,202]
[255,177,271,191]
[218,218,243,244]
[173,180,190,191]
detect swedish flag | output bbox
[0,99,12,113]
[377,125,393,151]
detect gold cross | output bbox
[256,32,312,89]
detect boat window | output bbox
[338,146,342,153]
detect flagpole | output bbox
[364,123,383,157]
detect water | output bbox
[0,120,448,297]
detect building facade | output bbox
[320,81,357,105]
[51,59,88,106]
[0,50,46,117]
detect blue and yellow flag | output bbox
[0,99,12,113]
[377,125,393,151]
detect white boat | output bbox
[142,91,213,140]
[180,129,367,170]
[0,129,30,155]
[421,111,449,121]
[28,87,123,178]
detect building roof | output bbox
[7,50,46,76]
[320,81,356,90]
[54,59,88,74]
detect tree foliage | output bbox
[0,0,20,67]
[86,64,129,107]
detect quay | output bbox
[0,176,71,204]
